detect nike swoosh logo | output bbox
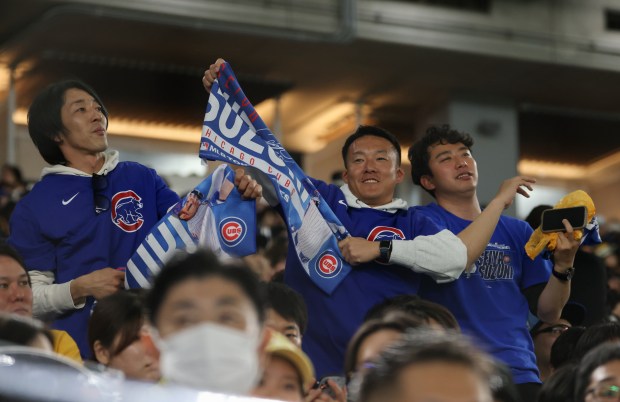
[338,200,348,207]
[62,192,80,205]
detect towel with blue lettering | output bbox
[199,61,351,295]
[125,164,256,288]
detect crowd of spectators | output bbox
[1,72,620,402]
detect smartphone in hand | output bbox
[541,206,587,233]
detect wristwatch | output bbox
[552,267,575,282]
[378,240,392,263]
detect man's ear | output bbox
[52,134,63,145]
[342,169,349,184]
[420,175,435,192]
[93,340,110,365]
[395,166,405,184]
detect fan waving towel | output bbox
[199,60,351,295]
[125,164,256,288]
[525,190,601,260]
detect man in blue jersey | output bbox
[203,61,534,379]
[7,80,180,358]
[8,80,261,358]
[407,125,580,402]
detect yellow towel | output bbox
[525,190,596,260]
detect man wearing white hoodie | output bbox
[7,80,180,358]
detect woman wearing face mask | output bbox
[146,250,269,395]
[88,289,160,382]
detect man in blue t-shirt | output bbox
[407,125,580,402]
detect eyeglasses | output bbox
[92,173,110,214]
[532,324,570,337]
[586,383,620,400]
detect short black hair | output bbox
[341,125,401,168]
[264,282,308,334]
[344,312,425,379]
[354,330,495,402]
[408,125,474,198]
[572,321,620,361]
[549,326,586,370]
[364,294,459,331]
[147,249,266,326]
[0,242,30,286]
[27,80,108,165]
[88,289,147,359]
[575,343,620,402]
[537,363,578,402]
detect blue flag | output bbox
[125,164,256,288]
[199,61,351,294]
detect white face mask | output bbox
[158,322,260,395]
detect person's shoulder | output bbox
[499,214,531,229]
[411,203,447,219]
[115,161,150,171]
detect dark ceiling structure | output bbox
[2,0,620,164]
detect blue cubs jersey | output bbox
[8,162,179,358]
[416,203,551,384]
[285,179,445,378]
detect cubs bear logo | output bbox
[367,226,406,241]
[219,217,247,247]
[111,190,144,233]
[315,250,342,279]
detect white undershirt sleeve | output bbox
[30,270,86,320]
[389,229,469,283]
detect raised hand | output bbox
[234,168,262,200]
[490,176,536,210]
[202,58,226,93]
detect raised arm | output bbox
[338,176,537,282]
[536,219,580,322]
[456,176,536,268]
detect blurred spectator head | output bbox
[344,311,425,380]
[88,289,160,382]
[354,329,495,402]
[244,253,274,282]
[572,322,620,361]
[0,314,53,351]
[550,326,586,371]
[365,294,460,331]
[264,235,288,276]
[0,202,16,239]
[530,302,585,380]
[575,343,620,402]
[251,330,314,402]
[264,282,307,347]
[27,80,108,165]
[537,364,578,402]
[0,243,32,317]
[525,204,553,230]
[147,249,268,394]
[0,164,25,189]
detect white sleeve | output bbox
[389,230,469,283]
[30,270,86,320]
